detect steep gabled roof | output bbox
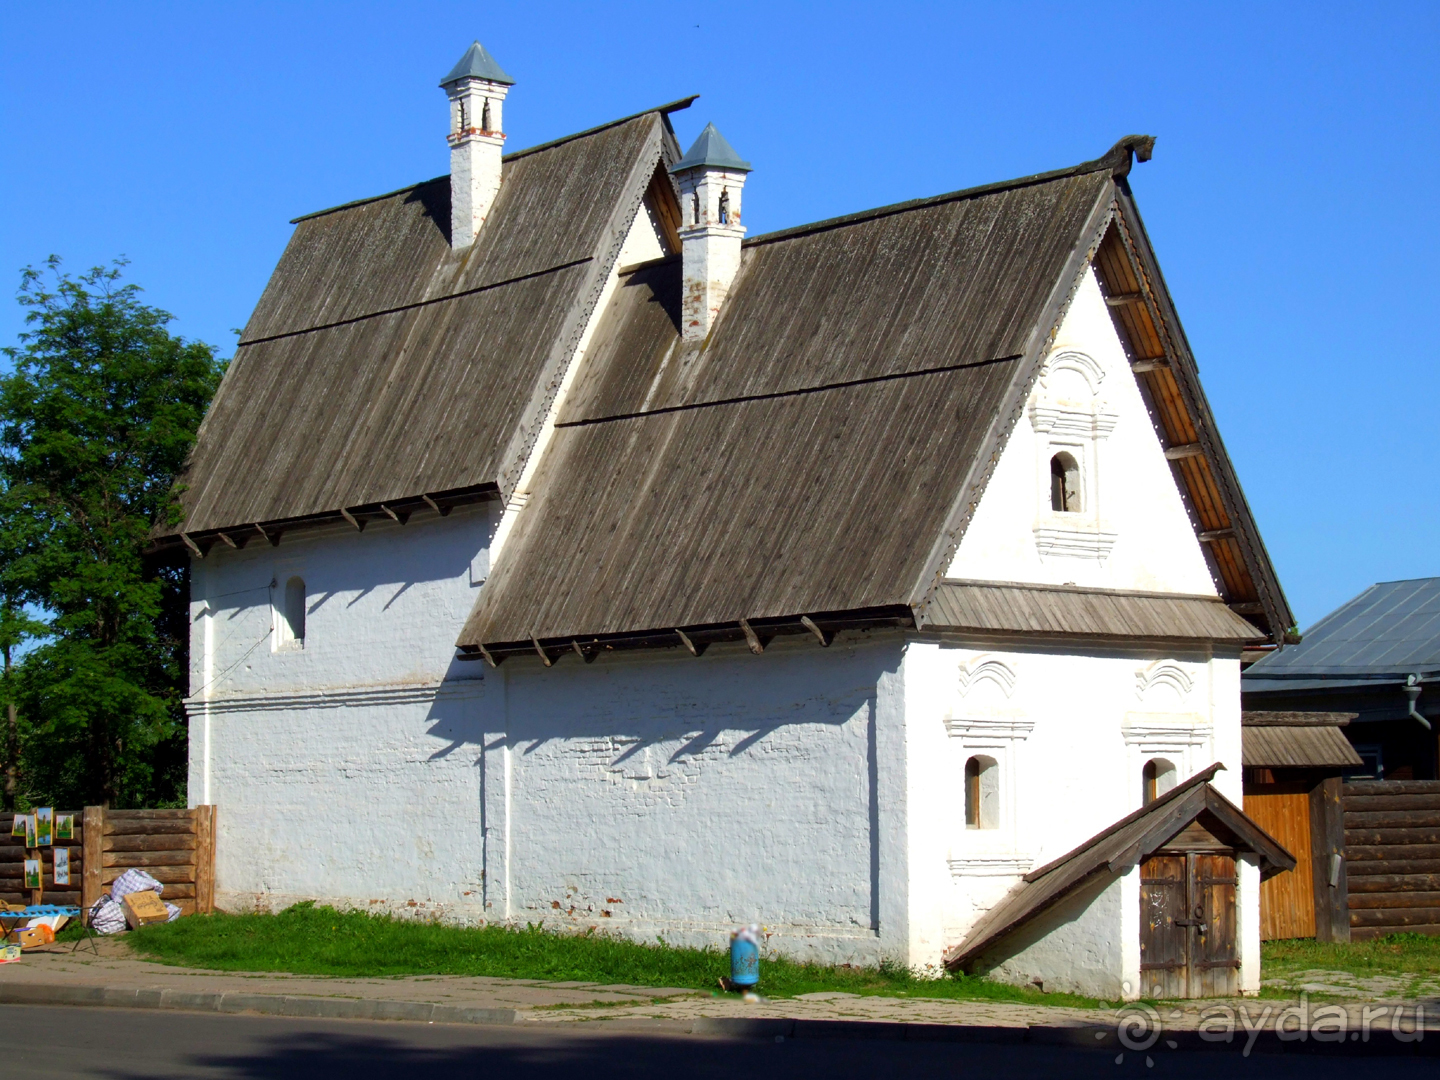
[458,162,1116,657]
[155,103,689,548]
[945,764,1295,972]
[456,137,1288,660]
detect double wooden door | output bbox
[1140,852,1239,998]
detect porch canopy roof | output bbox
[1241,711,1363,769]
[945,763,1295,972]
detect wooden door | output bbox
[1140,852,1240,998]
[1244,789,1314,939]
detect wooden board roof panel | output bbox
[177,265,591,530]
[163,113,672,540]
[244,116,664,343]
[563,172,1113,422]
[462,359,1023,646]
[924,580,1264,643]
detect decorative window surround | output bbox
[1032,525,1120,562]
[1135,660,1195,700]
[1122,712,1211,752]
[944,716,1036,745]
[1028,349,1121,565]
[948,855,1035,879]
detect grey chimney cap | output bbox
[669,122,752,174]
[440,41,515,87]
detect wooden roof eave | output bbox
[1097,188,1294,644]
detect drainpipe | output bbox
[1404,674,1431,730]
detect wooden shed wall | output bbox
[1345,780,1440,939]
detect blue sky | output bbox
[2,2,1436,629]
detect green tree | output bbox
[0,258,225,807]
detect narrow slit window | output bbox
[457,99,468,133]
[964,756,999,829]
[718,189,730,224]
[691,192,700,226]
[1050,452,1081,513]
[276,576,306,650]
[481,98,492,132]
[1143,758,1176,804]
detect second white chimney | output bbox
[440,41,514,249]
[670,123,752,342]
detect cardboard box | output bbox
[9,925,54,950]
[121,890,170,928]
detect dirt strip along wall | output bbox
[1344,780,1440,940]
[0,811,84,906]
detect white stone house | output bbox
[157,42,1298,999]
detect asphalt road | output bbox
[5,1005,1434,1078]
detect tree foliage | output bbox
[0,258,225,807]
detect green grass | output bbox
[124,902,1105,1008]
[1261,934,1440,981]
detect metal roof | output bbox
[946,765,1294,972]
[1244,578,1440,686]
[439,41,514,87]
[669,122,751,173]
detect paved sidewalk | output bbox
[0,939,1435,1056]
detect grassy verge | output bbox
[1261,934,1440,982]
[124,902,1105,1008]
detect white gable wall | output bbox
[946,268,1218,596]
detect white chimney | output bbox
[440,41,514,249]
[669,123,752,342]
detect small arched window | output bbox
[691,192,701,226]
[481,98,492,132]
[1143,758,1176,804]
[276,576,306,651]
[1050,452,1081,513]
[964,755,999,829]
[457,98,468,133]
[718,189,730,224]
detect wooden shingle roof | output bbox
[157,108,681,542]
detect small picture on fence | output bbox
[34,808,52,847]
[9,816,23,838]
[55,814,74,841]
[53,848,70,886]
[23,815,35,848]
[23,859,40,890]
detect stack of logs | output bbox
[1,807,215,915]
[1345,780,1440,940]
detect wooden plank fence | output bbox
[1344,780,1440,940]
[1244,789,1316,940]
[2,807,215,915]
[1,811,84,907]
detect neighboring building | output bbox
[154,42,1296,998]
[1240,711,1360,942]
[1243,578,1440,780]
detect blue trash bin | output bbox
[730,926,760,988]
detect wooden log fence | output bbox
[1344,780,1440,940]
[2,806,215,915]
